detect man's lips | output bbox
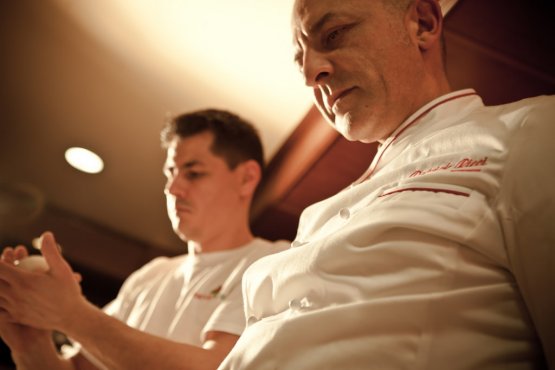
[328,87,355,111]
[174,201,193,214]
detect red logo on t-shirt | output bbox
[194,285,223,300]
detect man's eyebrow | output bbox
[293,12,336,65]
[308,12,336,35]
[181,160,203,169]
[296,11,335,40]
[164,159,203,172]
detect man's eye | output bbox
[328,30,340,41]
[185,171,205,180]
[325,25,349,47]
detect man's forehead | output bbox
[164,149,205,169]
[165,136,211,164]
[292,0,365,36]
[292,0,327,32]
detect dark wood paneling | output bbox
[252,108,377,241]
[445,0,555,104]
[4,204,173,282]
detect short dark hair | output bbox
[160,109,265,172]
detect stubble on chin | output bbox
[334,112,356,141]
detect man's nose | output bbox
[164,176,186,197]
[302,48,333,87]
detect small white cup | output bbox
[15,255,49,272]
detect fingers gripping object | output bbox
[12,233,59,272]
[14,255,49,272]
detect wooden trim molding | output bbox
[251,105,338,220]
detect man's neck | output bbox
[187,229,255,255]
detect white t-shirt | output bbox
[104,238,288,344]
[67,238,288,366]
[219,91,555,370]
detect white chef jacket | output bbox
[219,90,555,370]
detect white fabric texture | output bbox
[68,238,287,367]
[103,238,288,344]
[219,90,555,370]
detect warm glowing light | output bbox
[439,0,460,15]
[51,0,312,157]
[65,147,104,174]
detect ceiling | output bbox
[1,0,554,287]
[0,0,311,254]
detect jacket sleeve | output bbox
[500,98,555,368]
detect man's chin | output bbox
[335,114,379,143]
[334,114,357,141]
[176,228,193,242]
[172,221,192,240]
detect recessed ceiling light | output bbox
[64,147,104,174]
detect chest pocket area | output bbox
[375,181,480,228]
[370,181,506,266]
[378,181,471,205]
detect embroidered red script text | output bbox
[410,157,488,178]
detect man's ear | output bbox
[238,160,262,198]
[413,0,443,51]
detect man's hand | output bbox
[2,244,30,265]
[0,231,85,332]
[0,320,52,355]
[0,245,52,354]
